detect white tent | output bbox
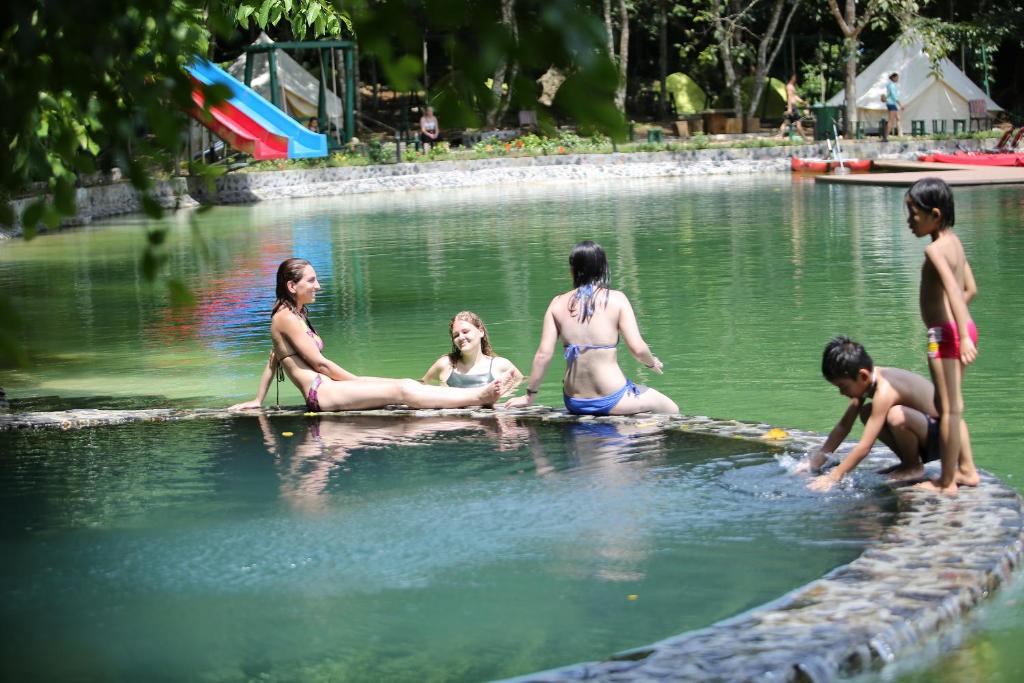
[827,33,1001,130]
[227,32,343,122]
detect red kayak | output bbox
[791,157,872,172]
[927,152,1024,167]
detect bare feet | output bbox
[913,478,958,495]
[477,379,504,407]
[956,468,981,487]
[876,462,925,481]
[498,372,519,397]
[878,465,926,482]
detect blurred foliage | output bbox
[0,1,213,229]
[0,0,361,368]
[348,0,625,136]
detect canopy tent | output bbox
[826,32,1002,128]
[227,32,343,122]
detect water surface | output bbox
[0,415,889,681]
[1,174,1023,680]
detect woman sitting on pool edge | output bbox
[505,241,678,415]
[421,311,523,393]
[229,259,507,412]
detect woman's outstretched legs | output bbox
[316,377,503,411]
[398,378,504,409]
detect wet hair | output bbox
[568,240,610,322]
[905,177,955,228]
[569,240,609,288]
[821,336,873,381]
[272,258,315,330]
[447,311,494,363]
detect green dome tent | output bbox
[657,73,707,115]
[712,77,788,117]
[740,76,787,118]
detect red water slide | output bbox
[188,82,289,160]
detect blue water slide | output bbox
[185,57,327,159]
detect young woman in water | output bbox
[421,311,523,394]
[505,241,679,415]
[229,259,505,412]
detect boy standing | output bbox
[906,177,980,494]
[805,336,943,492]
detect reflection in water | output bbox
[0,417,894,682]
[257,414,541,513]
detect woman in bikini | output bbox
[421,311,523,392]
[229,259,505,412]
[505,241,679,416]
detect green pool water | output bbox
[1,174,1023,680]
[1,415,888,681]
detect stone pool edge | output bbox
[2,138,975,238]
[2,405,1021,683]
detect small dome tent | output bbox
[662,73,707,115]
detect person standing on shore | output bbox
[885,73,902,137]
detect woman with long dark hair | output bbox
[229,259,505,411]
[506,241,678,415]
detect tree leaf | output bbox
[20,201,45,240]
[257,0,274,27]
[0,202,14,227]
[54,177,77,215]
[0,292,29,368]
[167,278,197,308]
[141,195,163,219]
[141,249,160,281]
[41,204,62,229]
[307,2,321,26]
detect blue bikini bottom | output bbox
[563,380,640,416]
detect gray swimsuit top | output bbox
[445,357,496,388]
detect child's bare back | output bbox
[875,367,935,418]
[919,231,971,327]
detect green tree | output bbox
[699,0,802,130]
[826,0,925,131]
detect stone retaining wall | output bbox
[2,405,1020,682]
[2,138,976,239]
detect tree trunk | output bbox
[603,0,614,60]
[745,0,802,132]
[615,0,629,111]
[658,0,668,118]
[486,0,517,127]
[827,0,883,134]
[844,37,858,135]
[711,0,742,119]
